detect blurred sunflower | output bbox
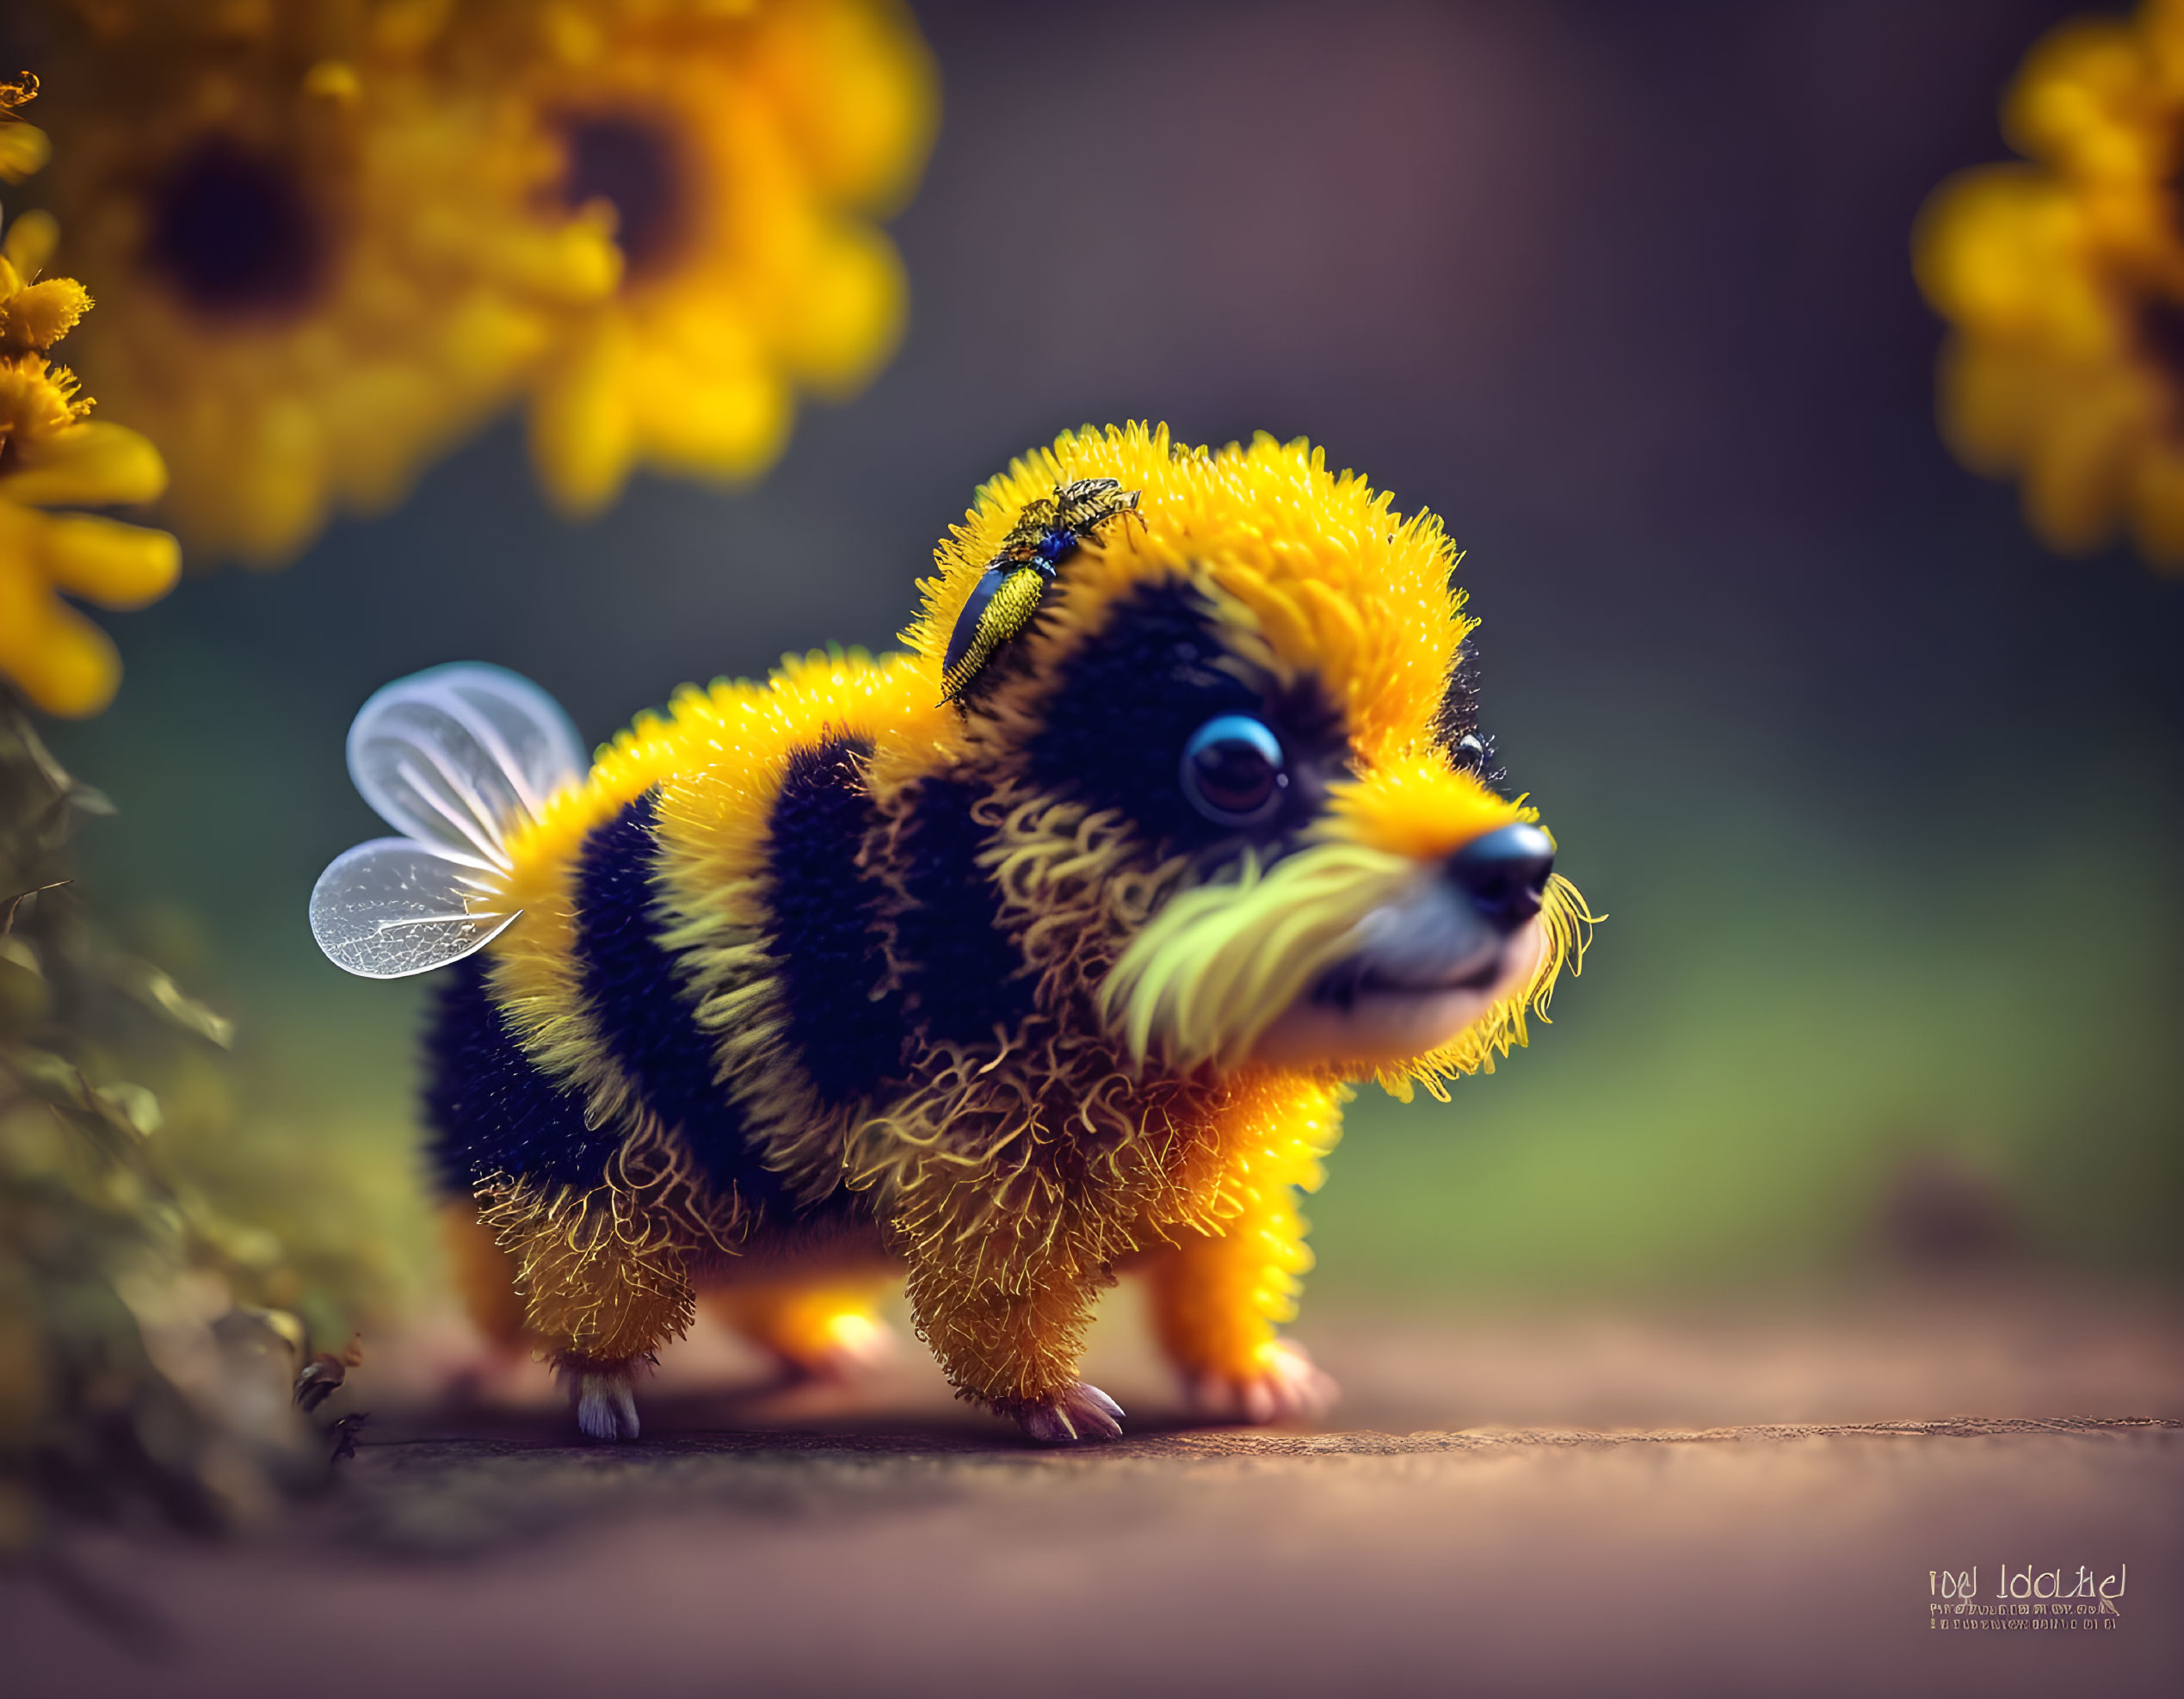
[38,3,620,565]
[0,74,179,719]
[447,0,939,516]
[1916,0,2184,567]
[34,0,935,560]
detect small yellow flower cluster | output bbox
[36,0,937,565]
[1917,0,2184,567]
[0,77,178,718]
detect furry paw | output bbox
[1007,1381,1126,1444]
[554,1355,645,1442]
[1186,1339,1338,1426]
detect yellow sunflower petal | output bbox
[530,326,634,516]
[35,510,182,609]
[2127,440,2184,568]
[0,208,57,278]
[0,420,169,509]
[2019,376,2145,551]
[1935,337,2045,473]
[0,524,38,615]
[780,219,904,395]
[756,0,938,211]
[1914,166,2082,335]
[0,571,122,718]
[637,362,789,481]
[219,401,330,566]
[2004,21,2150,174]
[2150,0,2184,95]
[0,120,49,184]
[319,362,456,514]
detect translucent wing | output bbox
[308,838,519,979]
[347,663,587,870]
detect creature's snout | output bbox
[1102,747,1588,1078]
[1447,822,1554,933]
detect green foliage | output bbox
[0,691,331,1554]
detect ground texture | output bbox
[5,1282,2181,1697]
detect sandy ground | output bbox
[5,1280,2181,1698]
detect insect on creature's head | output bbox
[904,423,1592,1097]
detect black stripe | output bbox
[422,954,609,1194]
[892,773,1037,1047]
[573,790,785,1205]
[1022,578,1262,850]
[1023,577,1348,856]
[765,738,905,1102]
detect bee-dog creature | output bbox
[310,423,1592,1443]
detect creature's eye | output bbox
[1451,732,1493,774]
[1179,714,1287,828]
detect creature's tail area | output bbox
[308,663,588,979]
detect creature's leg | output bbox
[1144,1192,1337,1423]
[1145,1079,1342,1424]
[891,1165,1128,1443]
[701,1276,898,1378]
[478,1177,697,1442]
[907,1249,1126,1443]
[881,1078,1342,1442]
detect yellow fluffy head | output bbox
[906,422,1465,759]
[902,423,1593,1096]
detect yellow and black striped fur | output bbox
[407,423,1591,1441]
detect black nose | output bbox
[1448,823,1555,931]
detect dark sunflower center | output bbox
[560,114,688,284]
[145,137,324,319]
